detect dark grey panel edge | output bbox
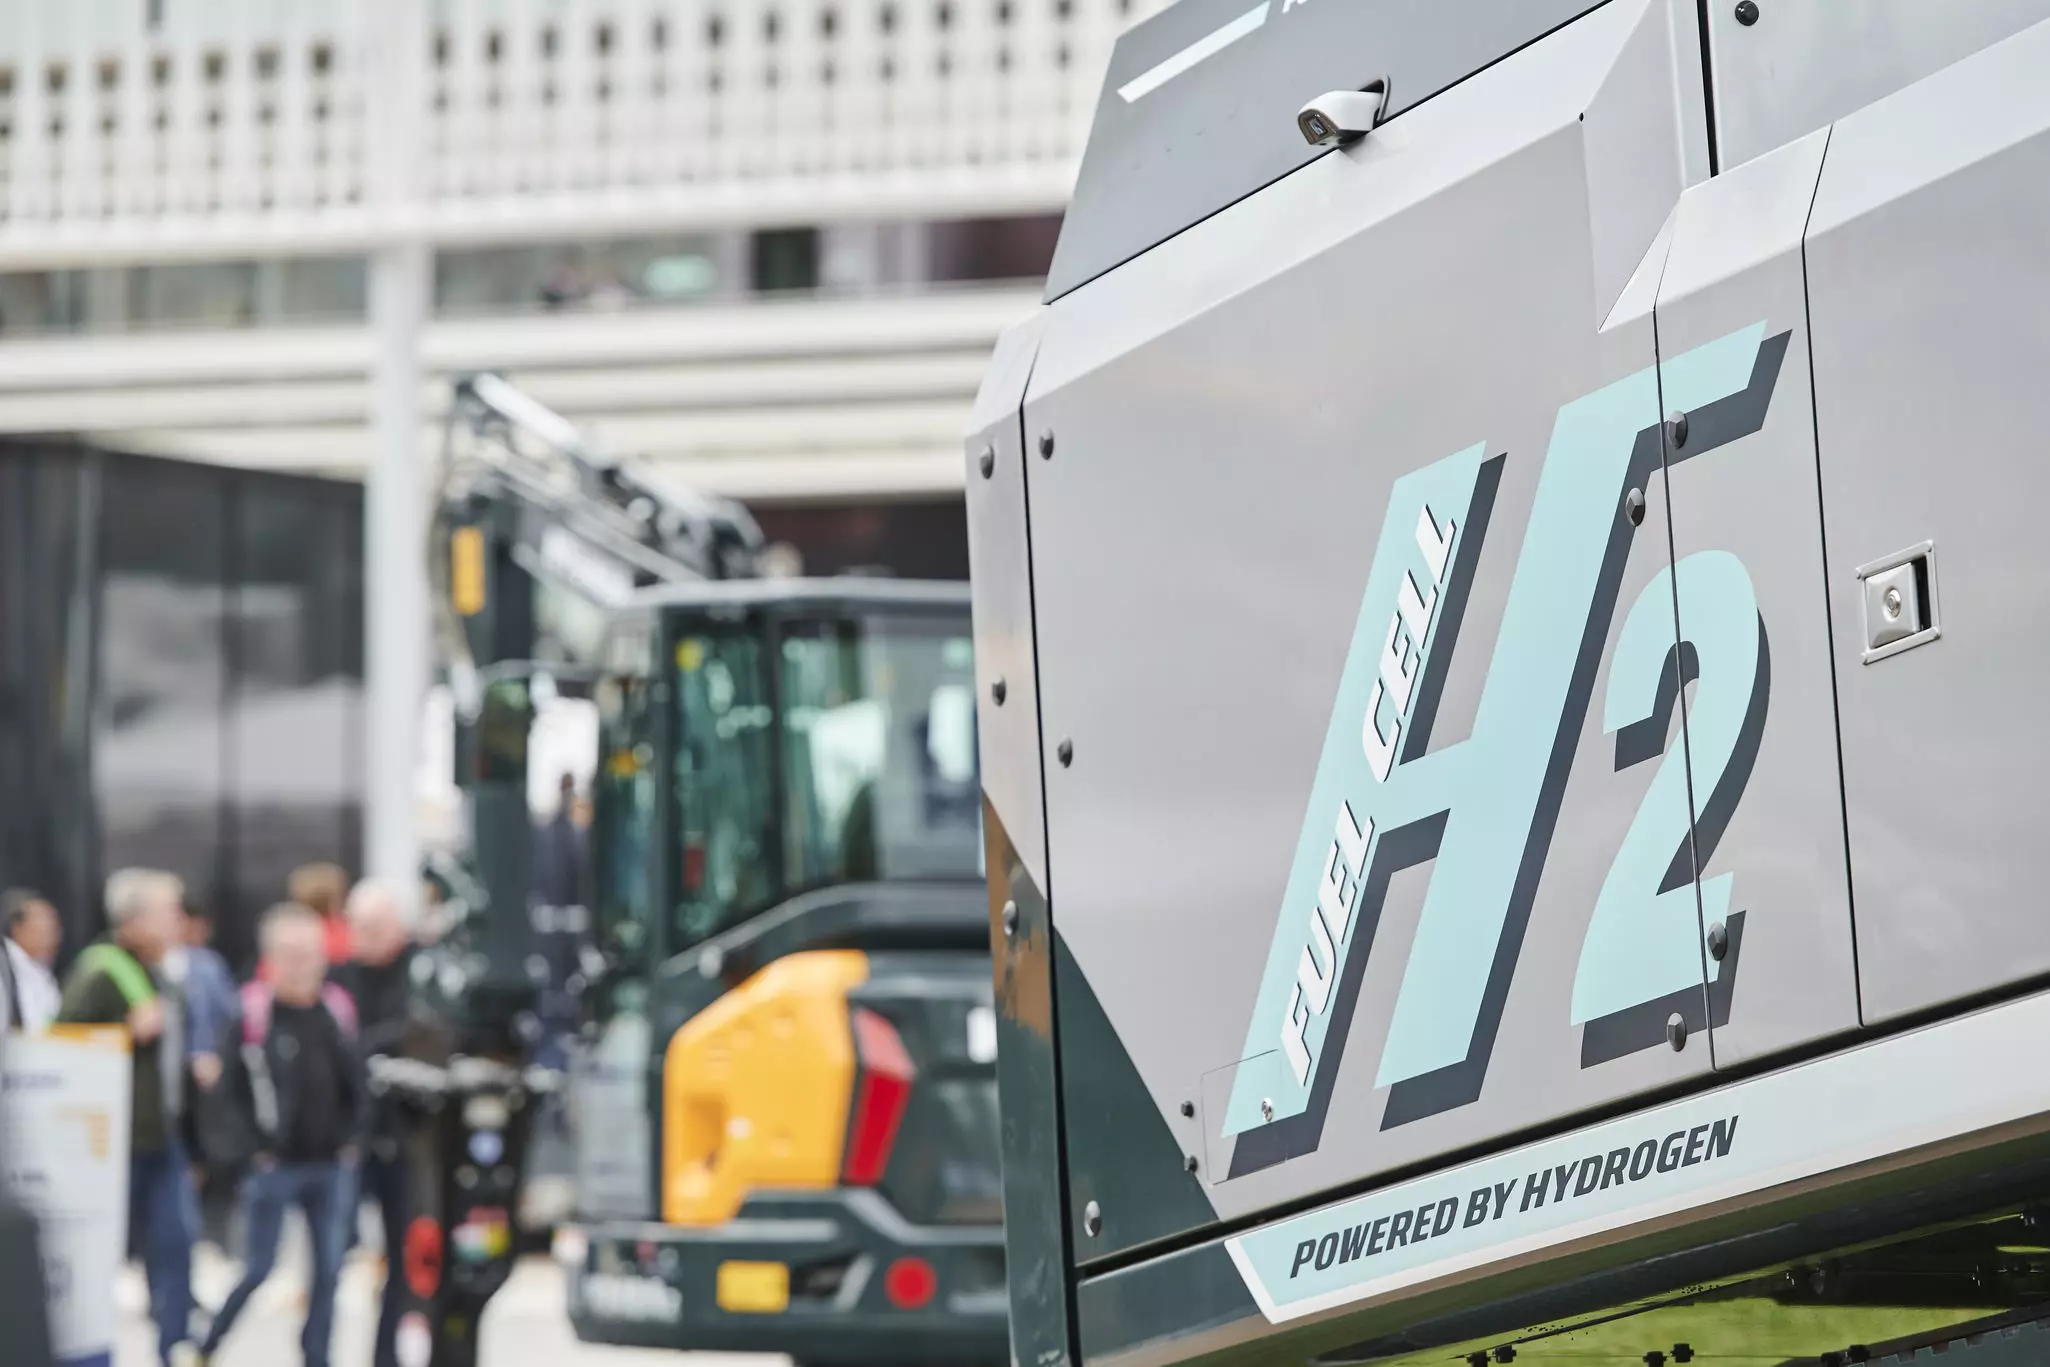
[1046,0,1612,301]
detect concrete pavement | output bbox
[115,1240,784,1367]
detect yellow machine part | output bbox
[662,949,870,1227]
[450,525,487,617]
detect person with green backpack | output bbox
[58,867,200,1367]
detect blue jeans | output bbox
[128,1140,197,1363]
[358,1149,409,1367]
[202,1162,349,1367]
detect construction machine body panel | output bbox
[977,3,2050,1364]
[1804,18,2050,1025]
[1020,0,1729,1259]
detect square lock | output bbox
[1856,541,1939,663]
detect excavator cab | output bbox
[415,372,1001,1365]
[564,581,1006,1367]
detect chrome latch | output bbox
[1856,541,1939,664]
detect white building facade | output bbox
[0,0,1158,885]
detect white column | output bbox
[364,240,430,887]
[363,0,431,888]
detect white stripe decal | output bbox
[1224,986,2050,1324]
[1117,3,1271,104]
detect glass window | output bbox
[435,235,728,315]
[751,228,820,294]
[777,614,980,890]
[225,478,360,972]
[672,627,779,948]
[95,455,229,939]
[593,678,656,963]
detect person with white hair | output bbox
[57,867,199,1367]
[200,901,363,1367]
[334,878,418,1367]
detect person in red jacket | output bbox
[288,862,353,966]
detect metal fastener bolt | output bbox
[1083,1200,1102,1237]
[1469,1355,1490,1367]
[1883,587,1903,620]
[1057,739,1074,768]
[1180,1100,1195,1118]
[1624,487,1646,527]
[1260,1097,1275,1122]
[1735,0,1760,24]
[1706,921,1729,962]
[1645,1354,1667,1367]
[1039,430,1056,460]
[1001,900,1019,938]
[1666,1013,1688,1051]
[1672,1347,1696,1365]
[1668,410,1690,448]
[978,445,995,479]
[992,677,1008,705]
[1184,1154,1199,1174]
[1493,1349,1517,1364]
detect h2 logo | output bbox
[1224,324,1788,1174]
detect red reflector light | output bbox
[884,1255,938,1311]
[404,1217,444,1300]
[843,1008,916,1186]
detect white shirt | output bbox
[5,940,61,1032]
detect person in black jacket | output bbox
[198,902,364,1367]
[333,879,418,1367]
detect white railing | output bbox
[0,0,1161,269]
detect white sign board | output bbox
[3,1027,132,1367]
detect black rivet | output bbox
[1668,410,1690,448]
[1083,1200,1102,1236]
[1707,922,1728,962]
[1493,1349,1517,1364]
[1180,1100,1195,1118]
[1645,1354,1667,1367]
[1001,901,1018,938]
[1039,429,1056,460]
[1625,488,1646,527]
[1184,1154,1199,1173]
[1666,1013,1688,1051]
[978,444,995,478]
[1057,739,1073,767]
[1735,0,1759,24]
[1672,1347,1696,1365]
[992,677,1008,706]
[1469,1356,1489,1367]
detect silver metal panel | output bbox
[1707,0,2050,170]
[1652,129,1861,1068]
[1806,16,2050,1022]
[966,311,1051,893]
[1582,0,1700,326]
[1025,0,1715,1225]
[1659,0,1713,191]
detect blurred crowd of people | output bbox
[0,863,423,1367]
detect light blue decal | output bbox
[1225,324,1773,1145]
[1572,552,1759,1022]
[1221,445,1485,1136]
[1374,364,1663,1089]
